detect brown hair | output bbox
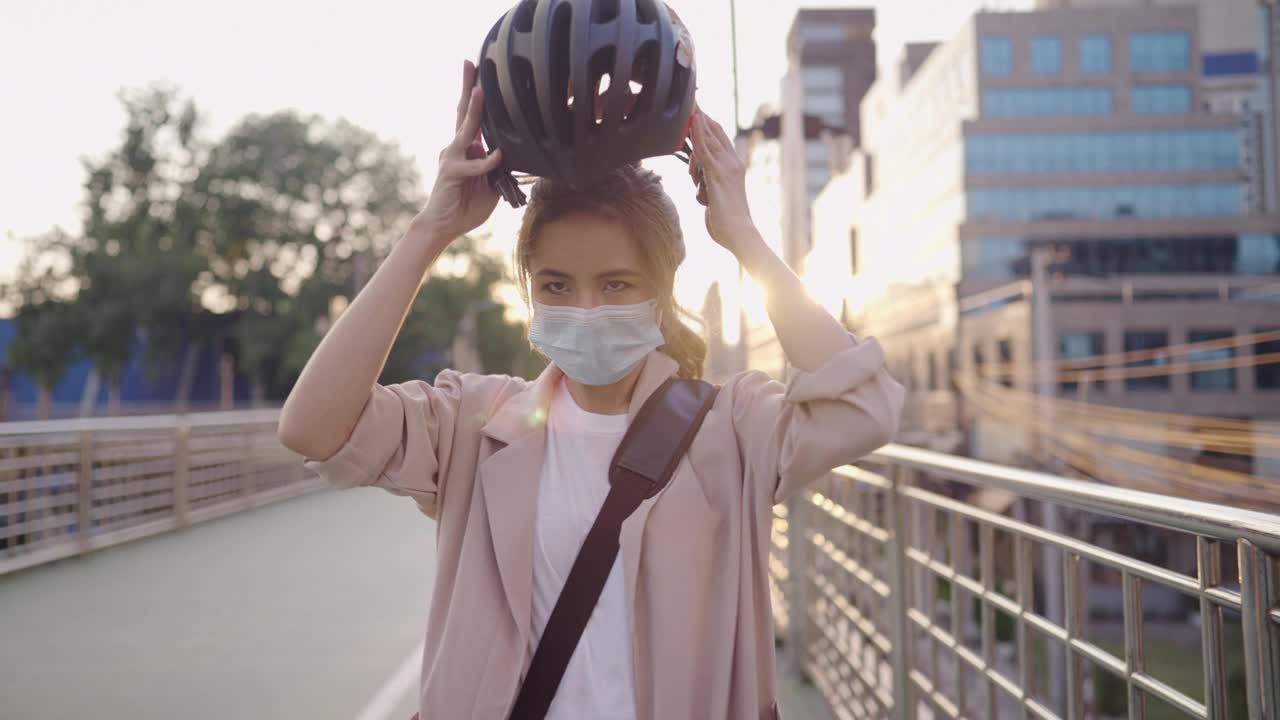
[514,163,707,380]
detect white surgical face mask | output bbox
[528,300,665,386]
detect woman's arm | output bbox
[690,109,903,504]
[688,110,851,371]
[731,231,852,372]
[277,223,448,460]
[277,61,503,460]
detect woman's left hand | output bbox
[689,108,759,256]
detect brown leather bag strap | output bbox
[507,378,719,720]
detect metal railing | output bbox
[5,408,1278,716]
[0,410,320,576]
[773,443,1280,720]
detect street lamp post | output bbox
[1031,245,1068,714]
[1263,0,1280,213]
[729,0,742,131]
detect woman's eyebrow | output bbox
[533,269,571,279]
[597,269,643,279]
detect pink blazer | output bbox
[303,339,904,719]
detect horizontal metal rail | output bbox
[0,409,320,576]
[772,443,1280,720]
[6,415,1278,716]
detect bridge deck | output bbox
[0,489,829,719]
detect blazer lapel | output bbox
[478,363,560,647]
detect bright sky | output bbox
[0,0,1015,315]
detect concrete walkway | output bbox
[0,489,832,719]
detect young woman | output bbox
[277,60,904,720]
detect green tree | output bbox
[0,231,84,419]
[71,84,210,413]
[382,237,545,383]
[193,111,422,402]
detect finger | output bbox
[687,150,702,181]
[692,120,726,184]
[698,111,728,156]
[704,112,733,145]
[451,87,485,152]
[451,147,503,177]
[691,109,709,150]
[456,60,477,131]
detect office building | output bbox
[808,5,1280,467]
[1034,0,1280,212]
[779,8,877,271]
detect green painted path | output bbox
[0,489,831,720]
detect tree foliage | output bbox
[0,230,84,417]
[4,82,534,414]
[67,84,211,407]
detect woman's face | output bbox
[529,210,656,309]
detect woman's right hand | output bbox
[414,60,504,243]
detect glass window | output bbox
[806,167,829,197]
[965,236,1265,279]
[1130,31,1190,72]
[966,183,1244,221]
[983,87,1113,117]
[1133,85,1191,113]
[799,25,848,43]
[1059,332,1105,394]
[1255,327,1280,390]
[982,35,1013,75]
[997,339,1014,387]
[802,66,844,92]
[1188,329,1236,391]
[1124,331,1171,391]
[806,92,845,117]
[1238,234,1280,273]
[962,237,1027,280]
[1032,34,1062,73]
[804,140,828,164]
[966,130,1242,176]
[1081,33,1111,73]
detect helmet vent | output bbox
[665,63,691,115]
[549,2,574,146]
[594,73,611,126]
[512,0,536,33]
[588,47,616,133]
[592,0,620,24]
[480,58,516,136]
[625,40,658,124]
[510,56,547,143]
[635,0,658,24]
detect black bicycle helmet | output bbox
[478,0,697,207]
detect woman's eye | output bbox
[604,280,631,292]
[542,281,568,294]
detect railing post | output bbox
[1198,537,1228,720]
[1063,552,1085,720]
[1240,540,1280,720]
[784,485,810,677]
[886,464,912,720]
[77,431,93,553]
[240,426,255,509]
[174,424,190,527]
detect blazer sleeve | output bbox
[300,369,470,518]
[729,336,905,505]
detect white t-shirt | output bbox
[530,378,637,720]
